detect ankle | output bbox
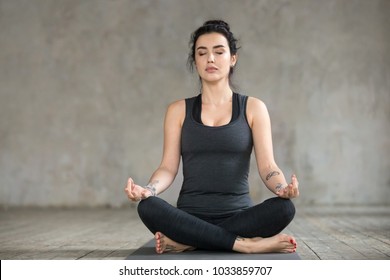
[233,238,253,253]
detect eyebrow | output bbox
[196,45,226,51]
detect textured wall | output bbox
[0,0,389,207]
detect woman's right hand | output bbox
[124,178,152,202]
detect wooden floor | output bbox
[0,205,389,260]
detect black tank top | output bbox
[177,93,254,220]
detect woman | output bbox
[125,20,299,254]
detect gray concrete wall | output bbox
[0,0,389,208]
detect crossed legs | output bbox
[137,196,296,254]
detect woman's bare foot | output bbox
[233,233,297,254]
[155,232,196,254]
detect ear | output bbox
[230,54,237,67]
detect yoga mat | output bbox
[126,239,300,260]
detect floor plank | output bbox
[0,205,389,260]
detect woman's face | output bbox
[194,32,236,84]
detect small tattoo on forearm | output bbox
[266,171,280,181]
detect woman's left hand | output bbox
[276,174,299,199]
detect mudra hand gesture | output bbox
[124,178,153,202]
[276,174,299,199]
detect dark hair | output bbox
[187,20,240,82]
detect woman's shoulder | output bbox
[162,99,186,127]
[167,98,185,111]
[244,95,268,112]
[167,93,199,112]
[165,99,186,124]
[243,95,270,126]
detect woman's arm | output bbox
[125,100,185,201]
[247,97,299,199]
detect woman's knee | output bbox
[137,196,157,221]
[266,197,296,223]
[284,198,296,221]
[137,196,173,222]
[278,198,296,223]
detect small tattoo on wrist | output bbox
[275,183,284,192]
[144,180,158,196]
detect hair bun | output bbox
[203,20,230,31]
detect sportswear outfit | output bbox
[137,93,295,251]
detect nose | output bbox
[207,53,215,63]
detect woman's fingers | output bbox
[292,174,298,187]
[290,174,299,197]
[124,178,140,201]
[125,178,133,192]
[277,174,299,198]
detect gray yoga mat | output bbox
[126,239,300,260]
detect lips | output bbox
[206,66,218,72]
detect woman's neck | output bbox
[201,82,233,106]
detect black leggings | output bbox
[137,196,295,251]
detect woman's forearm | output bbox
[260,165,288,194]
[145,166,178,196]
